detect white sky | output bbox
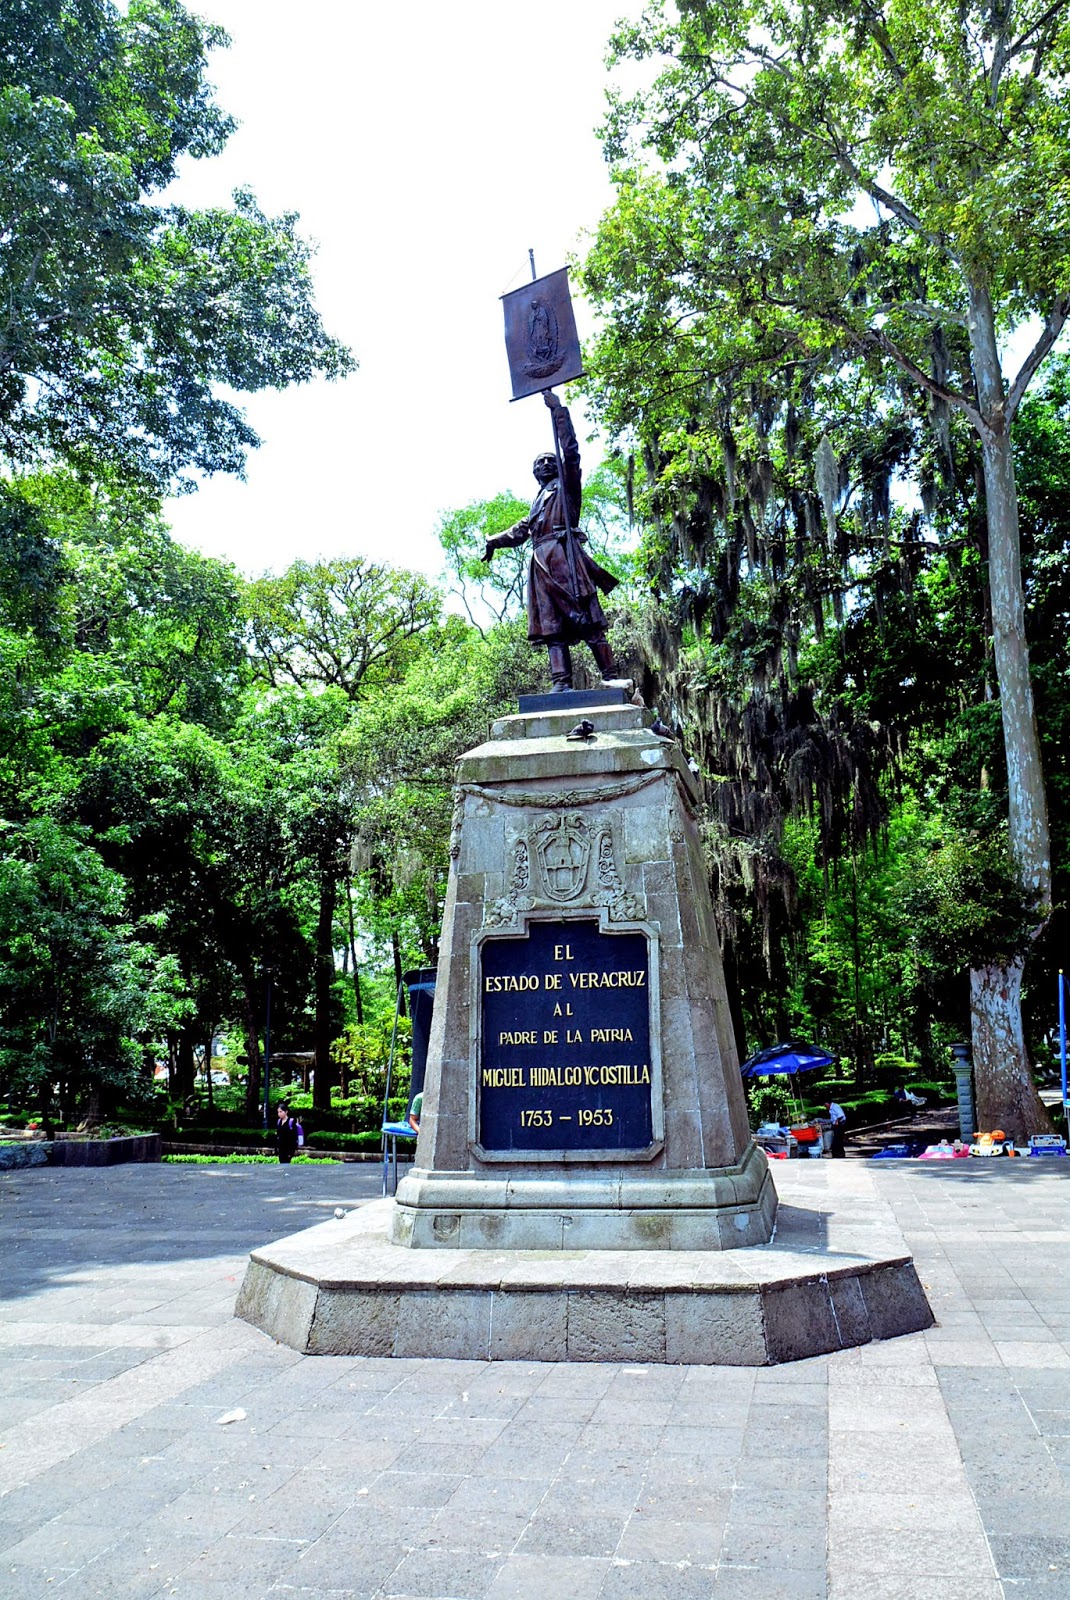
[164,0,637,579]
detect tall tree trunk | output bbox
[346,877,364,1026]
[313,867,337,1113]
[966,280,1054,1136]
[969,281,1052,899]
[971,960,1050,1138]
[392,930,406,1017]
[204,1035,214,1116]
[83,1083,101,1131]
[241,977,262,1123]
[175,1030,195,1102]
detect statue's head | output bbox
[533,452,557,486]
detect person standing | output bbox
[275,1102,298,1164]
[826,1100,848,1159]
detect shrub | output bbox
[306,1130,384,1151]
[746,1080,797,1129]
[163,1153,329,1165]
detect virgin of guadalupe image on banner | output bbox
[501,267,584,401]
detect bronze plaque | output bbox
[502,267,584,401]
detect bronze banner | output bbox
[502,267,584,401]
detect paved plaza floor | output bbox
[1,1159,1069,1600]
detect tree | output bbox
[23,470,247,726]
[437,462,636,632]
[243,557,445,1108]
[341,617,545,961]
[245,558,441,700]
[0,0,353,490]
[255,690,355,1114]
[0,816,186,1120]
[437,492,531,629]
[584,0,1070,1134]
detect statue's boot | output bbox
[589,633,617,680]
[548,644,573,692]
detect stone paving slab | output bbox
[1,1160,1069,1596]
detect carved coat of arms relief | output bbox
[486,809,643,927]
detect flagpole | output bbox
[1060,968,1067,1124]
[529,249,581,604]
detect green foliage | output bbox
[437,492,531,627]
[244,559,441,701]
[280,1095,408,1135]
[306,1130,385,1151]
[329,1015,410,1101]
[745,1080,796,1129]
[0,0,353,490]
[163,1152,326,1164]
[173,1126,273,1145]
[0,816,187,1106]
[897,831,1038,972]
[576,0,1070,1135]
[437,462,634,631]
[341,618,544,962]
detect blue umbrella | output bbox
[740,1041,836,1079]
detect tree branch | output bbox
[863,327,985,430]
[1008,0,1065,66]
[1005,295,1070,420]
[872,300,968,328]
[833,148,947,252]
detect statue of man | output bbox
[483,391,619,691]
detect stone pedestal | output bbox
[391,700,776,1251]
[236,696,934,1364]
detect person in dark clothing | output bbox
[275,1102,298,1164]
[483,390,619,691]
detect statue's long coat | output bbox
[487,403,618,643]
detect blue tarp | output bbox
[740,1041,836,1079]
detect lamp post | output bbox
[950,1041,976,1141]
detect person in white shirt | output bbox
[826,1101,847,1159]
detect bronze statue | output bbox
[483,391,618,691]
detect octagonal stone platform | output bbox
[236,1186,933,1366]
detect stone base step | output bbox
[236,1194,933,1366]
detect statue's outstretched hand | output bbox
[482,540,495,563]
[543,389,561,409]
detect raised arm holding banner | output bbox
[488,263,619,692]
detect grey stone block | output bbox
[762,1279,843,1363]
[599,1561,717,1599]
[394,1289,491,1359]
[234,1260,316,1351]
[566,1290,666,1362]
[665,1289,767,1365]
[624,801,669,864]
[0,1142,50,1171]
[489,1290,567,1361]
[717,1186,779,1250]
[830,1273,873,1347]
[307,1288,400,1356]
[50,1134,161,1166]
[459,814,504,876]
[859,1261,935,1339]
